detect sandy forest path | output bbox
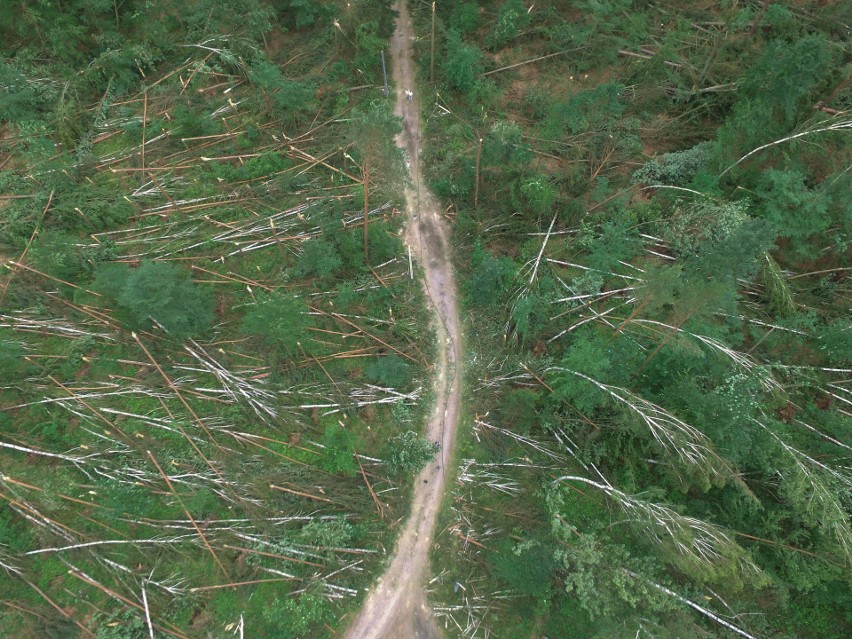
[343,1,461,638]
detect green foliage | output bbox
[817,319,852,365]
[710,99,778,171]
[580,219,640,273]
[759,253,795,317]
[0,334,34,383]
[711,35,835,172]
[522,85,550,122]
[754,169,830,254]
[321,424,357,476]
[449,3,480,34]
[365,354,411,388]
[490,537,555,597]
[349,100,401,161]
[205,152,292,183]
[632,143,710,186]
[510,290,550,343]
[791,582,852,639]
[240,290,313,354]
[29,617,81,639]
[768,421,852,559]
[543,596,596,639]
[741,35,834,125]
[764,4,799,35]
[171,103,224,139]
[384,430,436,475]
[424,1,852,636]
[551,526,669,620]
[93,612,147,639]
[483,119,528,166]
[85,44,159,95]
[29,230,116,281]
[94,261,214,339]
[184,0,273,41]
[520,175,557,216]
[49,180,134,232]
[4,1,850,637]
[665,201,776,282]
[550,335,612,415]
[295,238,343,278]
[444,29,483,94]
[297,516,355,550]
[547,82,626,137]
[329,221,402,271]
[348,102,405,254]
[352,20,386,73]
[498,388,541,434]
[262,592,332,638]
[487,0,531,50]
[280,0,332,30]
[248,57,317,124]
[574,0,631,21]
[0,61,56,124]
[0,2,421,638]
[468,246,515,307]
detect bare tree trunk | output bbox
[430,2,436,83]
[141,89,147,177]
[363,159,371,264]
[474,138,483,209]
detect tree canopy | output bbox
[94,261,214,339]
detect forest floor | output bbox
[342,1,461,638]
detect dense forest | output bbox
[1,1,437,637]
[1,1,850,638]
[412,1,850,638]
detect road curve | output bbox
[343,1,462,638]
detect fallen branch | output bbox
[722,118,852,175]
[529,213,557,285]
[626,571,760,639]
[146,449,230,580]
[482,47,582,76]
[269,483,336,504]
[356,453,384,519]
[0,189,54,304]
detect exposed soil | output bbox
[342,2,461,638]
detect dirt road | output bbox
[343,2,461,638]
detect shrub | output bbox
[755,169,830,256]
[450,3,479,34]
[468,249,514,307]
[295,238,342,278]
[487,0,531,49]
[385,430,435,475]
[321,424,357,476]
[365,354,411,388]
[444,29,483,94]
[51,181,134,232]
[631,142,710,186]
[262,593,331,638]
[94,261,214,339]
[297,516,355,551]
[29,230,116,281]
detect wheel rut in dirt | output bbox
[342,2,461,638]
